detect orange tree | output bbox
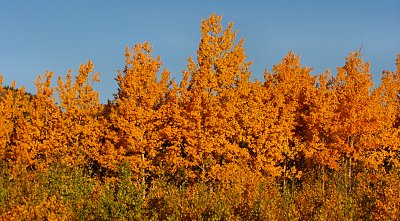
[27,71,61,170]
[371,54,400,170]
[110,42,171,182]
[301,70,340,170]
[263,52,315,180]
[54,61,109,172]
[0,79,35,175]
[326,51,384,191]
[175,14,255,182]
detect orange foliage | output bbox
[112,42,171,180]
[0,13,398,179]
[0,15,400,219]
[54,61,109,170]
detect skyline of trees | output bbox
[1,14,400,220]
[1,15,399,180]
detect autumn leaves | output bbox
[0,14,399,185]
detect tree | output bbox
[328,51,381,191]
[263,52,315,179]
[28,71,61,170]
[302,70,340,169]
[370,54,400,170]
[55,61,106,170]
[177,14,254,181]
[0,79,34,174]
[112,42,170,182]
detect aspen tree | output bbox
[179,14,253,180]
[371,54,400,169]
[55,61,105,169]
[330,52,377,192]
[264,52,315,180]
[0,76,12,162]
[113,42,170,182]
[29,71,61,170]
[303,70,340,169]
[0,80,34,174]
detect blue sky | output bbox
[1,0,399,102]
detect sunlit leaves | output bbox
[0,14,398,189]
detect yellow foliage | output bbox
[0,14,399,220]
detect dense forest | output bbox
[1,14,400,220]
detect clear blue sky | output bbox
[1,0,399,102]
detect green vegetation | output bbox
[1,163,399,220]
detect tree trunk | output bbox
[142,152,146,199]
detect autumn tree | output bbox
[371,54,400,170]
[0,79,35,174]
[232,79,283,177]
[0,76,13,165]
[55,61,108,171]
[302,70,340,170]
[263,52,315,180]
[176,14,255,181]
[25,71,62,170]
[111,42,171,183]
[327,51,383,192]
